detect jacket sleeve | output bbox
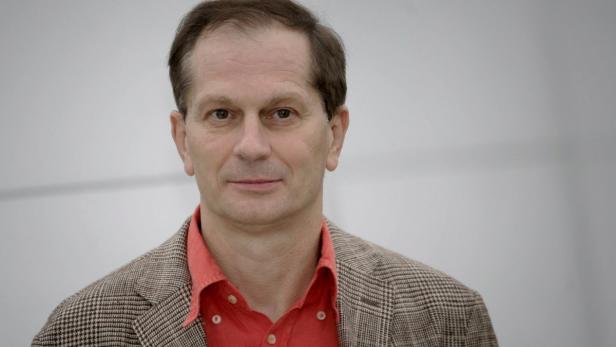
[464,291,498,347]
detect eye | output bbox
[210,109,229,120]
[274,108,292,119]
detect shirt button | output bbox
[227,294,238,304]
[316,310,327,321]
[211,314,222,325]
[266,333,277,345]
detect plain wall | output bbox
[1,1,614,346]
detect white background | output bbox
[1,1,614,346]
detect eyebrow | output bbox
[267,92,308,106]
[194,95,234,111]
[194,91,308,111]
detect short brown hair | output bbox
[168,0,346,120]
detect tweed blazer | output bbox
[33,219,498,347]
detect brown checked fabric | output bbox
[33,218,498,346]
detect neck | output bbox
[200,205,323,322]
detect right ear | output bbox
[170,111,194,176]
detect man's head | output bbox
[168,0,347,120]
[169,0,349,226]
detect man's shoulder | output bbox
[33,222,190,346]
[33,252,152,345]
[329,223,497,345]
[48,244,155,312]
[329,222,481,305]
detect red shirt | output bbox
[183,206,339,347]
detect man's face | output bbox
[171,23,348,226]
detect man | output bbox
[33,0,498,346]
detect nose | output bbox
[233,115,272,161]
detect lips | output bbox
[228,178,282,184]
[227,178,283,192]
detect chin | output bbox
[220,199,297,226]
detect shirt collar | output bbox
[314,219,339,319]
[183,206,226,327]
[183,205,339,327]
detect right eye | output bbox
[210,109,229,120]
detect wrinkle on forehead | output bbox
[187,23,316,111]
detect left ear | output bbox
[326,105,350,171]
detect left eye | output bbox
[274,109,292,119]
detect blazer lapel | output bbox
[132,219,207,346]
[133,283,207,347]
[330,222,395,347]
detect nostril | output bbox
[234,133,271,160]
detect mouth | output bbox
[228,178,282,184]
[227,178,283,192]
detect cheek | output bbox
[305,125,331,161]
[275,129,329,175]
[186,134,230,177]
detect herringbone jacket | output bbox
[32,219,498,346]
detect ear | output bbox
[170,111,194,176]
[326,105,349,171]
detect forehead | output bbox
[188,23,314,105]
